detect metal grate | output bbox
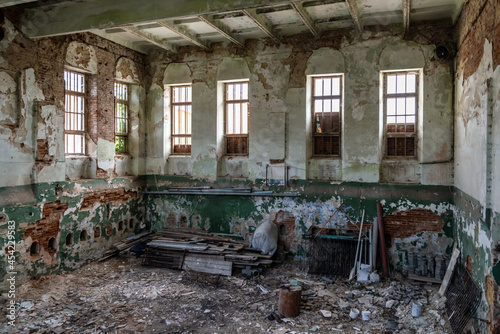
[306,236,369,278]
[445,262,482,334]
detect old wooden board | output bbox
[182,254,232,276]
[438,246,460,296]
[408,273,442,284]
[148,241,209,251]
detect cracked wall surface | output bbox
[0,2,498,332]
[147,25,454,185]
[0,18,148,288]
[454,0,500,331]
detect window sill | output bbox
[224,155,249,158]
[310,156,341,160]
[65,154,88,159]
[382,157,418,162]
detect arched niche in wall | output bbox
[379,43,425,71]
[163,63,192,85]
[115,57,140,84]
[65,41,97,74]
[216,57,251,81]
[305,48,345,75]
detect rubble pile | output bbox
[0,256,452,334]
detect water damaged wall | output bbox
[453,0,500,331]
[147,25,455,184]
[0,18,148,287]
[0,1,498,330]
[143,19,457,284]
[144,177,455,266]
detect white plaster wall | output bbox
[191,81,218,179]
[127,85,147,176]
[491,67,500,214]
[145,84,166,174]
[454,41,493,206]
[146,36,454,185]
[0,68,46,187]
[285,87,307,180]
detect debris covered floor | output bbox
[0,256,451,334]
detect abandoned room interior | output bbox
[0,0,499,332]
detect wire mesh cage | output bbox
[445,262,482,334]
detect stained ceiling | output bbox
[1,0,466,54]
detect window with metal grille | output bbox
[114,82,129,153]
[225,81,249,155]
[171,85,192,154]
[312,76,342,156]
[64,70,86,155]
[383,71,418,157]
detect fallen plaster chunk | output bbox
[320,309,332,318]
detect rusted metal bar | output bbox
[376,203,389,278]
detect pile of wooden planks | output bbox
[142,227,273,276]
[99,231,154,261]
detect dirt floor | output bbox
[0,254,452,334]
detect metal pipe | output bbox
[265,164,269,186]
[143,190,299,197]
[377,203,389,278]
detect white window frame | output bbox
[64,69,86,155]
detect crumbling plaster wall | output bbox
[0,18,147,186]
[0,18,148,288]
[454,0,500,331]
[0,178,146,289]
[147,26,454,185]
[145,175,455,274]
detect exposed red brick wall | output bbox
[495,0,500,68]
[36,139,49,160]
[274,211,296,252]
[80,189,138,210]
[23,201,68,256]
[2,29,146,180]
[456,0,496,80]
[383,208,444,239]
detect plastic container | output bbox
[362,310,371,321]
[349,308,360,319]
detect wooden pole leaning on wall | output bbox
[376,203,389,278]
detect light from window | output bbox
[171,85,192,154]
[225,81,249,155]
[114,82,129,153]
[64,70,86,154]
[312,76,342,156]
[384,71,418,157]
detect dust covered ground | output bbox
[0,255,452,334]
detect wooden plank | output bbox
[408,273,442,284]
[225,254,258,261]
[182,254,232,276]
[439,247,460,296]
[148,241,209,251]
